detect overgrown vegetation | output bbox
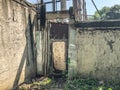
[92,4,120,20]
[64,77,120,90]
[18,76,120,90]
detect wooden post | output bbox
[72,0,87,21]
[61,0,66,11]
[84,1,87,20]
[73,0,82,21]
[83,0,85,21]
[83,0,87,21]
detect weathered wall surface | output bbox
[76,30,120,82]
[0,0,36,89]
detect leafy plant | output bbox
[63,77,120,90]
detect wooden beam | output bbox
[46,10,69,19]
[73,0,82,21]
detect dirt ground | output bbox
[18,77,66,90]
[18,77,120,90]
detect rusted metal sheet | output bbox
[52,41,66,71]
[50,23,68,39]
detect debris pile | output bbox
[18,77,51,90]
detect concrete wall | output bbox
[76,30,120,82]
[68,24,77,78]
[0,0,36,89]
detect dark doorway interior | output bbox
[49,23,69,76]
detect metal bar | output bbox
[47,10,69,13]
[53,0,56,12]
[91,0,101,18]
[35,0,70,5]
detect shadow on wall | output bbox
[12,14,37,89]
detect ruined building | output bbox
[0,0,120,90]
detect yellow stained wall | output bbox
[76,30,120,82]
[0,0,36,89]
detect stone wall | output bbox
[76,30,120,82]
[0,0,36,89]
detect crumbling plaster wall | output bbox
[0,0,36,89]
[76,30,120,82]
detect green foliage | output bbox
[93,4,120,20]
[64,78,98,90]
[64,77,120,90]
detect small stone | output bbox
[32,79,36,83]
[99,80,104,86]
